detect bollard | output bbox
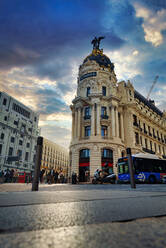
[32,136,43,191]
[126,148,136,189]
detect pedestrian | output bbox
[54,171,59,184]
[0,169,4,183]
[50,168,55,184]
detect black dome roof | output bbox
[83,52,114,71]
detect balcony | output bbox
[142,147,155,154]
[101,115,109,119]
[84,115,91,120]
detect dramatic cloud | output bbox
[0,0,166,148]
[134,2,166,46]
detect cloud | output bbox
[106,48,141,80]
[40,124,71,149]
[0,0,125,70]
[134,2,166,46]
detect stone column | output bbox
[77,108,81,139]
[72,112,75,139]
[96,104,101,136]
[115,107,119,137]
[108,107,111,138]
[91,105,95,136]
[120,112,124,141]
[80,108,83,139]
[111,106,115,137]
[74,109,78,138]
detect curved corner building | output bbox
[70,45,166,182]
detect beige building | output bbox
[70,43,166,182]
[41,138,69,177]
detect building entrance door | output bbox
[79,149,90,182]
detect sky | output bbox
[0,0,166,149]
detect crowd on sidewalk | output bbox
[0,168,68,184]
[0,168,20,183]
[39,168,67,184]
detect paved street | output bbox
[0,183,166,248]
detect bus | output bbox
[117,153,166,184]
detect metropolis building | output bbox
[70,38,166,182]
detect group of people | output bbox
[39,168,67,184]
[0,168,19,183]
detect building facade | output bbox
[70,44,166,182]
[0,92,40,172]
[40,138,69,177]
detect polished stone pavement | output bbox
[0,184,166,248]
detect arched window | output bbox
[102,149,113,159]
[80,149,90,158]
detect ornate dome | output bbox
[83,49,114,71]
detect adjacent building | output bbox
[0,92,40,172]
[40,138,69,177]
[70,41,166,182]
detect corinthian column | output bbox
[91,105,95,136]
[115,107,119,137]
[97,103,101,136]
[77,108,81,139]
[111,106,115,137]
[74,108,78,138]
[120,112,124,141]
[72,112,74,139]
